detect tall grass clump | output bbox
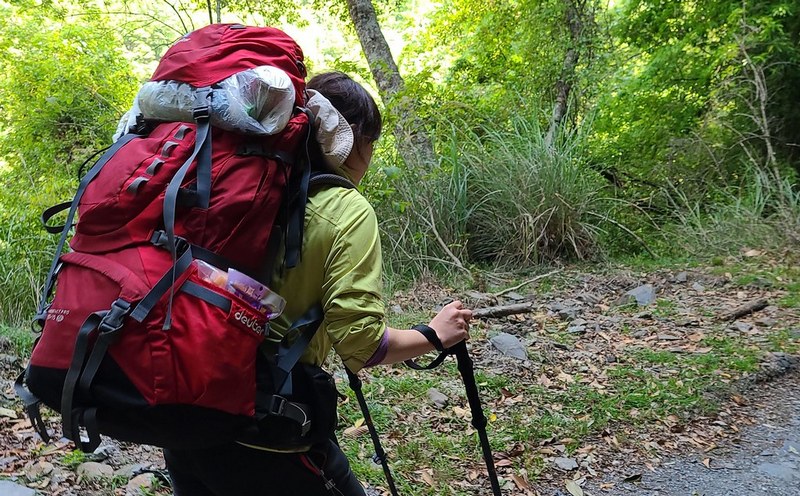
[364,135,474,284]
[365,111,616,282]
[665,166,800,256]
[461,115,610,265]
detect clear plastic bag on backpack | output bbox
[114,65,295,139]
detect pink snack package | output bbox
[226,269,286,319]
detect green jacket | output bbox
[266,183,386,372]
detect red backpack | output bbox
[16,24,336,452]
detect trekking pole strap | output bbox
[403,325,450,370]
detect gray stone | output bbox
[427,388,449,408]
[733,322,753,332]
[755,317,777,328]
[490,332,528,360]
[632,330,649,338]
[126,473,156,496]
[390,305,403,314]
[658,333,682,341]
[627,284,657,306]
[675,272,689,283]
[567,325,587,335]
[692,282,706,292]
[505,291,526,301]
[115,463,147,478]
[0,481,36,496]
[554,457,579,471]
[77,461,113,480]
[25,460,54,479]
[569,318,588,327]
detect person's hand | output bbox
[428,300,473,349]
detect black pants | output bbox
[163,440,366,496]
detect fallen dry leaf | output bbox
[420,469,435,487]
[565,479,584,496]
[511,473,530,490]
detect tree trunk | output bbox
[345,0,436,168]
[545,0,586,149]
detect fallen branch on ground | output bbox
[473,302,534,319]
[720,299,769,321]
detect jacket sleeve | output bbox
[321,193,386,372]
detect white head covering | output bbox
[306,89,354,171]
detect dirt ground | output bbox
[1,259,798,495]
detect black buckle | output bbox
[31,307,48,332]
[98,299,131,334]
[268,395,287,415]
[150,230,190,254]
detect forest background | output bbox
[0,1,798,494]
[0,0,798,325]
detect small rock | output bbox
[427,388,449,408]
[0,407,17,419]
[76,461,114,480]
[632,330,649,339]
[505,291,526,301]
[733,322,753,332]
[87,443,117,462]
[390,305,403,314]
[554,457,579,471]
[755,317,777,328]
[115,463,148,478]
[658,333,682,341]
[126,473,155,496]
[25,461,54,479]
[550,301,581,320]
[691,282,706,292]
[465,290,489,301]
[605,354,617,363]
[627,284,657,306]
[615,284,657,307]
[567,325,586,335]
[490,332,528,360]
[569,318,588,327]
[0,480,36,496]
[675,272,688,283]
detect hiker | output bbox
[161,71,474,495]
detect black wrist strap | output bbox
[412,324,444,352]
[404,324,449,370]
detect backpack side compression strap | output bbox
[35,133,141,325]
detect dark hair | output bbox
[307,72,382,143]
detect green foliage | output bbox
[0,324,35,358]
[0,5,138,324]
[663,167,800,258]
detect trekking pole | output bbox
[404,329,502,496]
[449,340,502,496]
[345,368,400,496]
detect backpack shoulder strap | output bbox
[309,172,356,191]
